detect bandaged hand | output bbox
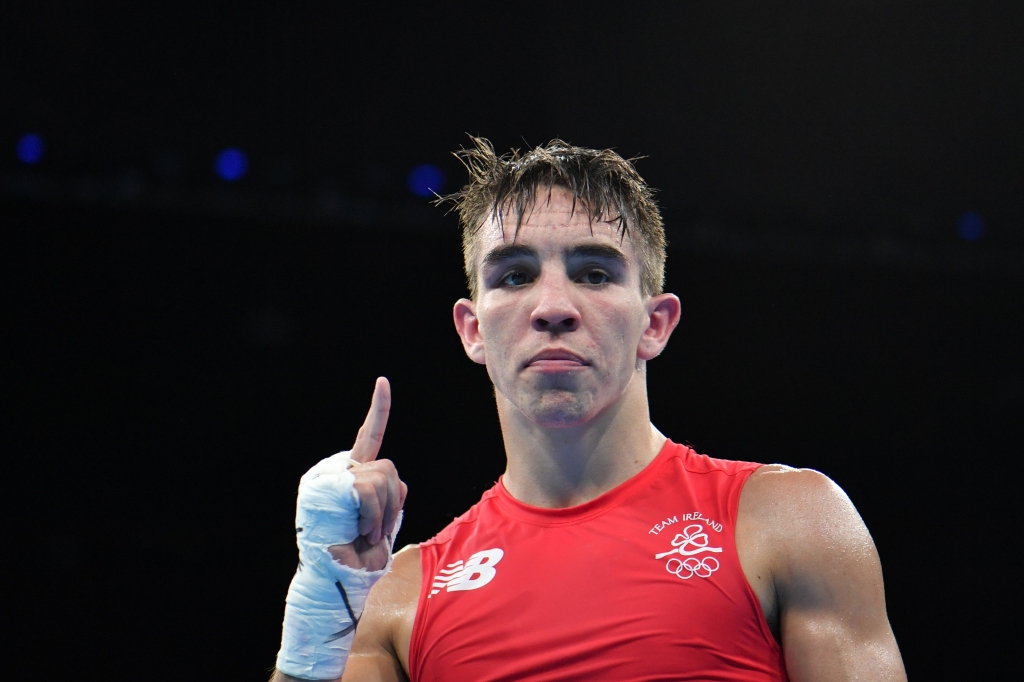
[277,377,408,680]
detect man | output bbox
[273,138,907,681]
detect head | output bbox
[445,137,667,300]
[444,138,680,429]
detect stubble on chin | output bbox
[520,387,595,428]
[493,366,600,429]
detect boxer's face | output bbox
[453,187,673,428]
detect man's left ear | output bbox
[637,293,682,361]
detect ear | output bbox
[637,293,681,361]
[453,298,487,365]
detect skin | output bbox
[274,188,906,681]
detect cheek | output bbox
[598,300,646,347]
[477,302,518,356]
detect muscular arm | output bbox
[739,467,907,681]
[271,378,416,682]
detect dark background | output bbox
[2,3,1022,679]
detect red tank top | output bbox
[409,440,787,682]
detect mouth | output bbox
[525,349,589,371]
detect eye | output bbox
[500,269,532,287]
[578,270,610,285]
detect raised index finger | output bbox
[350,377,391,463]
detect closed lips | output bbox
[526,350,588,365]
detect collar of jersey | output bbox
[492,439,683,527]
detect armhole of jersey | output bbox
[732,464,786,658]
[407,542,436,682]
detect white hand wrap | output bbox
[276,452,402,680]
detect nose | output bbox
[530,274,580,333]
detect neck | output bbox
[497,372,666,508]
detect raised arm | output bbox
[740,466,907,682]
[271,378,409,681]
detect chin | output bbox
[523,391,596,428]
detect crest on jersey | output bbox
[654,523,723,580]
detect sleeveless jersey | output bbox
[409,440,787,681]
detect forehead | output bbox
[476,188,634,260]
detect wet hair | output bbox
[438,136,667,299]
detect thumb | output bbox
[349,377,391,463]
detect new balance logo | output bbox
[429,548,504,597]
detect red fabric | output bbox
[409,440,787,682]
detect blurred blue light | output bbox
[214,148,248,181]
[408,164,445,198]
[957,211,984,242]
[16,133,45,165]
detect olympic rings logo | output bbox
[665,556,720,580]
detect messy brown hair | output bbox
[438,137,667,299]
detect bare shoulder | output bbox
[739,464,875,565]
[735,465,859,634]
[343,545,423,682]
[741,464,849,512]
[738,465,906,680]
[741,464,861,525]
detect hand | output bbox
[328,377,408,571]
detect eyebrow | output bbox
[564,244,629,266]
[480,243,629,271]
[480,244,537,270]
